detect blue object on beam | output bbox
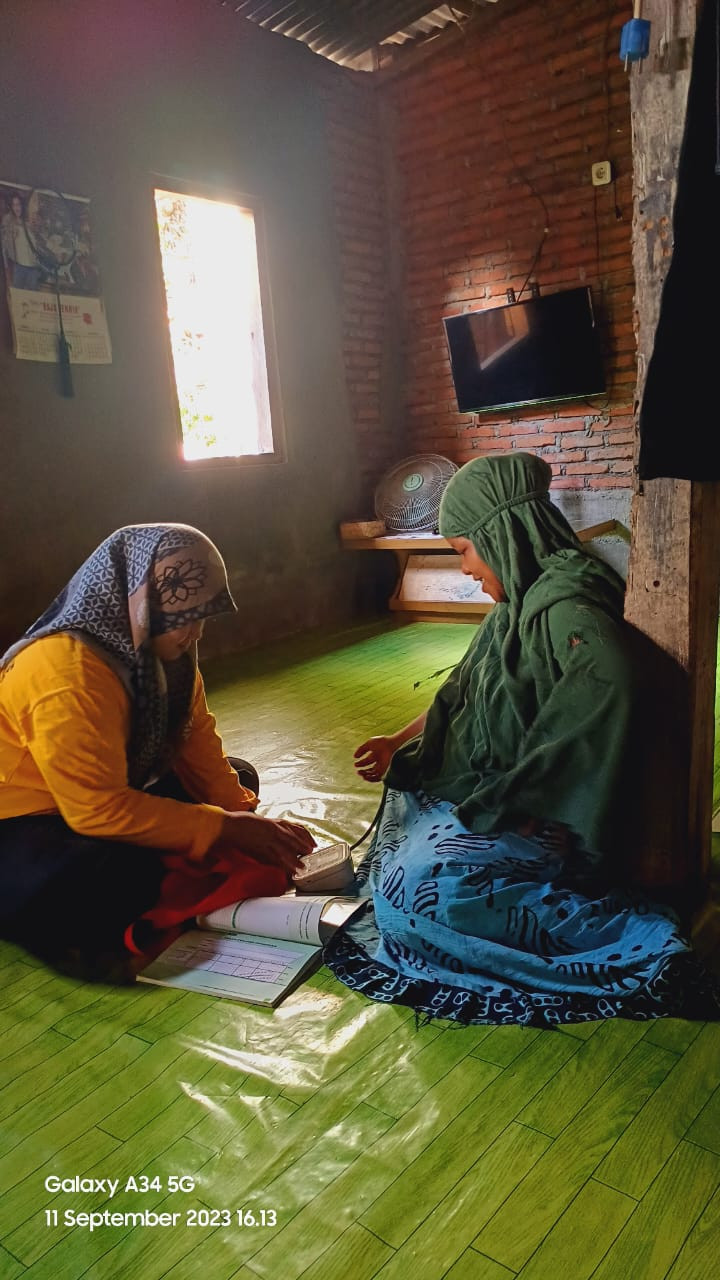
[620,17,651,62]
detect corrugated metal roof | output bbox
[222,1,497,70]
[382,7,469,47]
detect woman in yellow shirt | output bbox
[0,522,314,978]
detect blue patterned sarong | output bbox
[324,789,720,1026]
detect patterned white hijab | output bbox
[2,524,236,786]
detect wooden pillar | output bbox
[624,0,720,890]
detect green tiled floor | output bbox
[1,620,720,1279]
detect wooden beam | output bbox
[623,0,720,891]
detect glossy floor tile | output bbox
[1,620,719,1279]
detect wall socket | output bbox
[591,161,613,186]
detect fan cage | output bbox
[374,454,458,533]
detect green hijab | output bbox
[387,452,633,855]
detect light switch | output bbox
[591,161,613,186]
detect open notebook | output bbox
[136,891,365,1008]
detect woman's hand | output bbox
[354,735,397,783]
[514,819,571,856]
[210,812,316,875]
[354,713,427,783]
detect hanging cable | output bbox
[496,113,550,302]
[349,784,388,854]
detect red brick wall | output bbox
[382,0,636,493]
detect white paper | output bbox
[199,893,330,945]
[137,929,320,1007]
[399,554,495,604]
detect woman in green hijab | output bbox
[326,453,720,1026]
[358,451,633,854]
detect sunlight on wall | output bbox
[154,189,273,460]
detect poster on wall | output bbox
[0,180,112,364]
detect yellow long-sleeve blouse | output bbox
[0,634,257,861]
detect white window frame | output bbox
[151,175,286,468]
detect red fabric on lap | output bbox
[125,851,289,955]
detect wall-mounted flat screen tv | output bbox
[443,285,605,414]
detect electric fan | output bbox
[374,454,458,533]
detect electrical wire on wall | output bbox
[514,212,550,302]
[454,1,634,305]
[496,115,550,303]
[453,16,551,303]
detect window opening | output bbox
[154,187,277,461]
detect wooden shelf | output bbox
[340,521,630,622]
[341,532,480,621]
[576,519,631,544]
[389,597,493,616]
[340,533,450,551]
[340,521,629,553]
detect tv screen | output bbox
[443,286,605,414]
